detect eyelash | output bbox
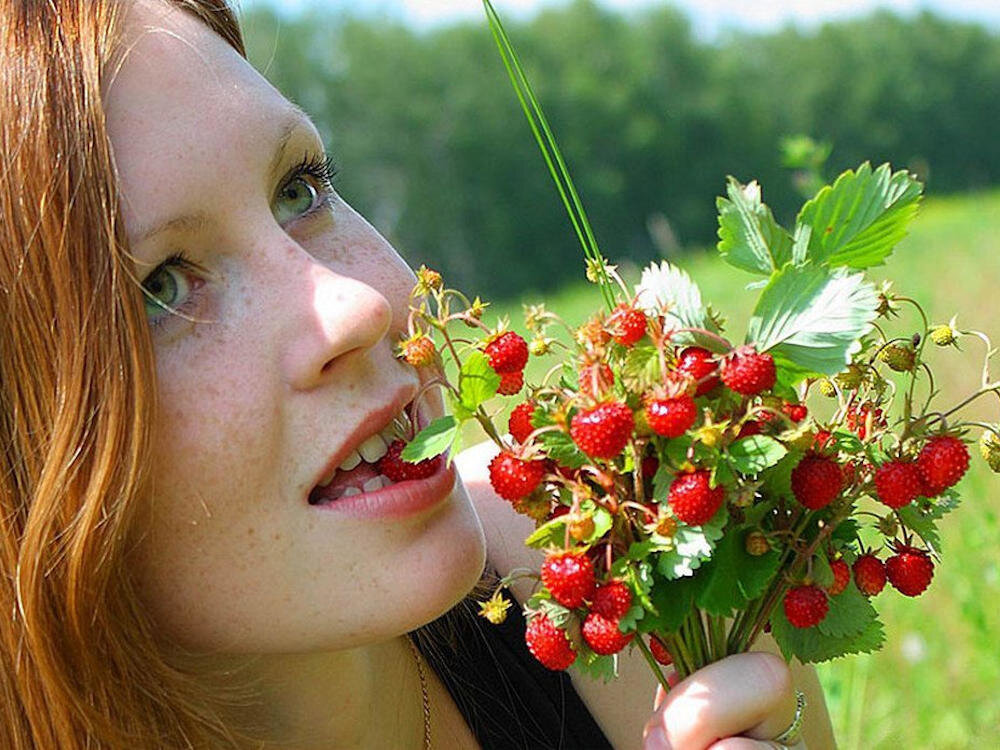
[142,152,340,331]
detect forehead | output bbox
[103,0,302,243]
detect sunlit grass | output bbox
[472,188,1000,747]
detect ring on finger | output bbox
[769,689,806,745]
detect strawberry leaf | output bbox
[728,435,788,475]
[458,351,501,412]
[655,505,728,580]
[695,526,782,616]
[796,162,923,270]
[747,264,879,377]
[642,572,700,633]
[897,503,943,552]
[717,178,794,276]
[817,580,878,639]
[401,416,459,463]
[571,650,618,683]
[635,260,724,350]
[769,591,885,663]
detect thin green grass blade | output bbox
[482,0,616,309]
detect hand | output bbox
[642,652,802,750]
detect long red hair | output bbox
[0,1,272,747]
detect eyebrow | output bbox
[130,102,314,248]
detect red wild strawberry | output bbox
[668,470,724,526]
[791,455,844,510]
[852,554,887,596]
[608,304,647,347]
[783,585,829,628]
[541,550,596,609]
[737,419,764,438]
[525,614,576,670]
[508,401,536,444]
[826,558,851,596]
[814,429,833,450]
[917,435,970,496]
[783,402,808,423]
[377,440,442,482]
[570,401,635,459]
[644,394,698,438]
[874,460,924,509]
[648,637,673,666]
[582,613,634,655]
[676,347,720,396]
[497,369,524,396]
[484,331,529,374]
[487,452,545,502]
[885,545,935,596]
[641,455,660,480]
[845,403,886,440]
[590,580,632,620]
[720,346,776,396]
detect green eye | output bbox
[273,176,319,224]
[142,262,191,323]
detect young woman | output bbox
[0,0,835,747]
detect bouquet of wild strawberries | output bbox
[386,3,1000,690]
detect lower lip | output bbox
[309,459,456,520]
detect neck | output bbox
[208,636,425,750]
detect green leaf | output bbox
[571,649,618,683]
[761,449,805,502]
[717,178,794,275]
[695,527,782,616]
[728,435,788,475]
[747,264,879,377]
[523,501,613,548]
[635,260,723,350]
[401,416,459,462]
[656,505,728,579]
[897,504,942,552]
[458,351,501,412]
[796,162,923,269]
[811,550,835,588]
[642,573,700,633]
[769,592,885,663]
[818,580,878,639]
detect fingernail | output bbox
[644,726,672,750]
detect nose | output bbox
[279,251,394,390]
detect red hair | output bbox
[0,1,274,747]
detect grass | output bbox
[469,188,1000,747]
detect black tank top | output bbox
[414,587,615,750]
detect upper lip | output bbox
[308,384,419,495]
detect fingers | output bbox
[708,740,789,750]
[642,652,797,750]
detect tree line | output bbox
[241,0,1000,298]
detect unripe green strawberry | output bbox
[878,342,916,372]
[783,585,829,628]
[885,545,935,596]
[745,530,770,556]
[930,324,957,346]
[541,550,596,609]
[525,614,576,670]
[570,401,635,459]
[835,364,865,389]
[980,429,1000,473]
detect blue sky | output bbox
[247,0,1000,38]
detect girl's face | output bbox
[106,0,486,653]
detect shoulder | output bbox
[455,440,837,750]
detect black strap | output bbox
[415,588,614,750]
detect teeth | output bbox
[339,450,363,472]
[342,487,361,498]
[358,433,388,463]
[318,470,337,488]
[362,476,385,493]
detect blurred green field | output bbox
[475,188,1000,748]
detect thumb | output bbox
[652,668,680,710]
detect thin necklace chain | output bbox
[406,636,431,750]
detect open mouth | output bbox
[307,400,422,506]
